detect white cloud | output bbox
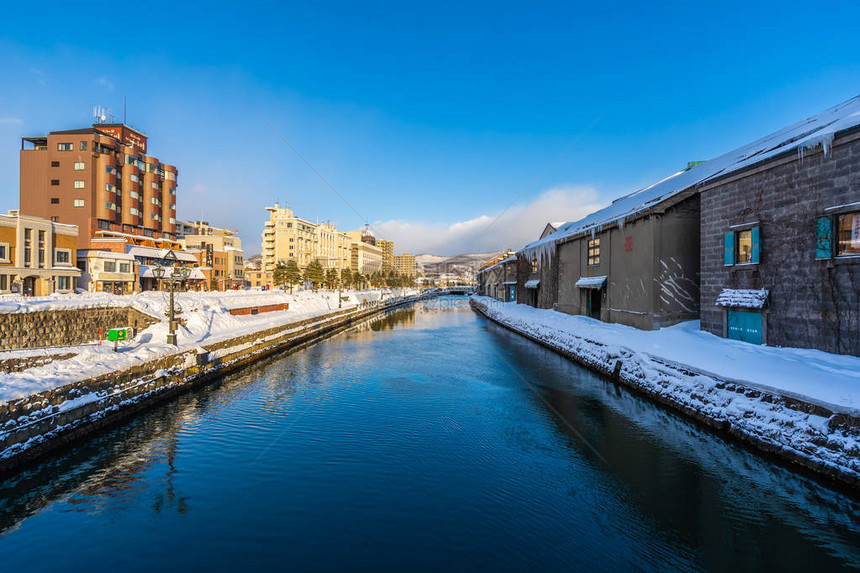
[96,76,115,91]
[373,185,607,256]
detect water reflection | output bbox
[0,296,857,572]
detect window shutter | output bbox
[751,226,761,264]
[814,216,832,260]
[724,232,734,266]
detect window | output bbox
[80,141,88,151]
[105,201,115,210]
[98,220,111,230]
[129,191,139,199]
[130,207,140,216]
[837,212,860,257]
[0,275,7,291]
[51,179,60,186]
[57,276,71,291]
[0,243,8,262]
[151,181,158,189]
[57,143,72,151]
[144,229,154,237]
[51,161,60,167]
[55,249,71,265]
[106,165,116,175]
[106,183,116,193]
[119,262,130,273]
[531,255,539,273]
[74,199,85,207]
[587,238,600,266]
[724,227,760,265]
[51,197,59,204]
[50,216,59,222]
[130,174,139,183]
[77,260,86,272]
[74,180,85,189]
[74,162,85,170]
[104,261,116,272]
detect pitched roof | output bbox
[522,95,860,255]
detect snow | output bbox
[574,276,607,288]
[524,279,540,288]
[472,297,860,414]
[715,288,769,309]
[0,288,417,404]
[521,95,860,255]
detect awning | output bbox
[715,288,768,309]
[575,276,607,289]
[524,279,540,288]
[502,281,517,285]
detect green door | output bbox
[727,310,763,345]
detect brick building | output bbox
[20,122,178,250]
[0,211,80,295]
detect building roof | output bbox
[522,95,860,256]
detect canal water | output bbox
[1,297,858,571]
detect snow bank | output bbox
[472,296,860,483]
[0,288,417,404]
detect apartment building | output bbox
[76,249,136,294]
[180,221,245,290]
[261,203,351,280]
[394,253,417,277]
[20,122,178,251]
[0,211,80,295]
[378,239,394,272]
[346,229,383,275]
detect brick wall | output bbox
[700,131,860,355]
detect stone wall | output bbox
[0,306,160,350]
[700,130,860,355]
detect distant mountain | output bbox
[415,252,502,278]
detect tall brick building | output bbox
[20,123,178,250]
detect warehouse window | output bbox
[587,238,600,266]
[836,211,860,257]
[51,161,60,167]
[724,227,760,265]
[57,143,72,151]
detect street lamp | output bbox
[153,252,191,345]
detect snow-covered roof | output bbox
[139,264,206,280]
[524,279,540,288]
[127,246,198,263]
[715,288,769,309]
[77,250,135,260]
[522,95,860,256]
[575,276,607,288]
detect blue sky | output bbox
[1,0,858,255]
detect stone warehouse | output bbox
[512,94,860,345]
[700,115,860,355]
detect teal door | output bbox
[727,310,763,345]
[507,286,516,302]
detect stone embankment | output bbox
[0,296,419,475]
[470,297,860,488]
[0,306,159,351]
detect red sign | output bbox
[625,236,633,252]
[95,124,148,153]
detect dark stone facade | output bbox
[700,130,860,355]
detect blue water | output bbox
[1,297,858,571]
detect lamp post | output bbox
[152,250,191,346]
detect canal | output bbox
[1,296,858,571]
